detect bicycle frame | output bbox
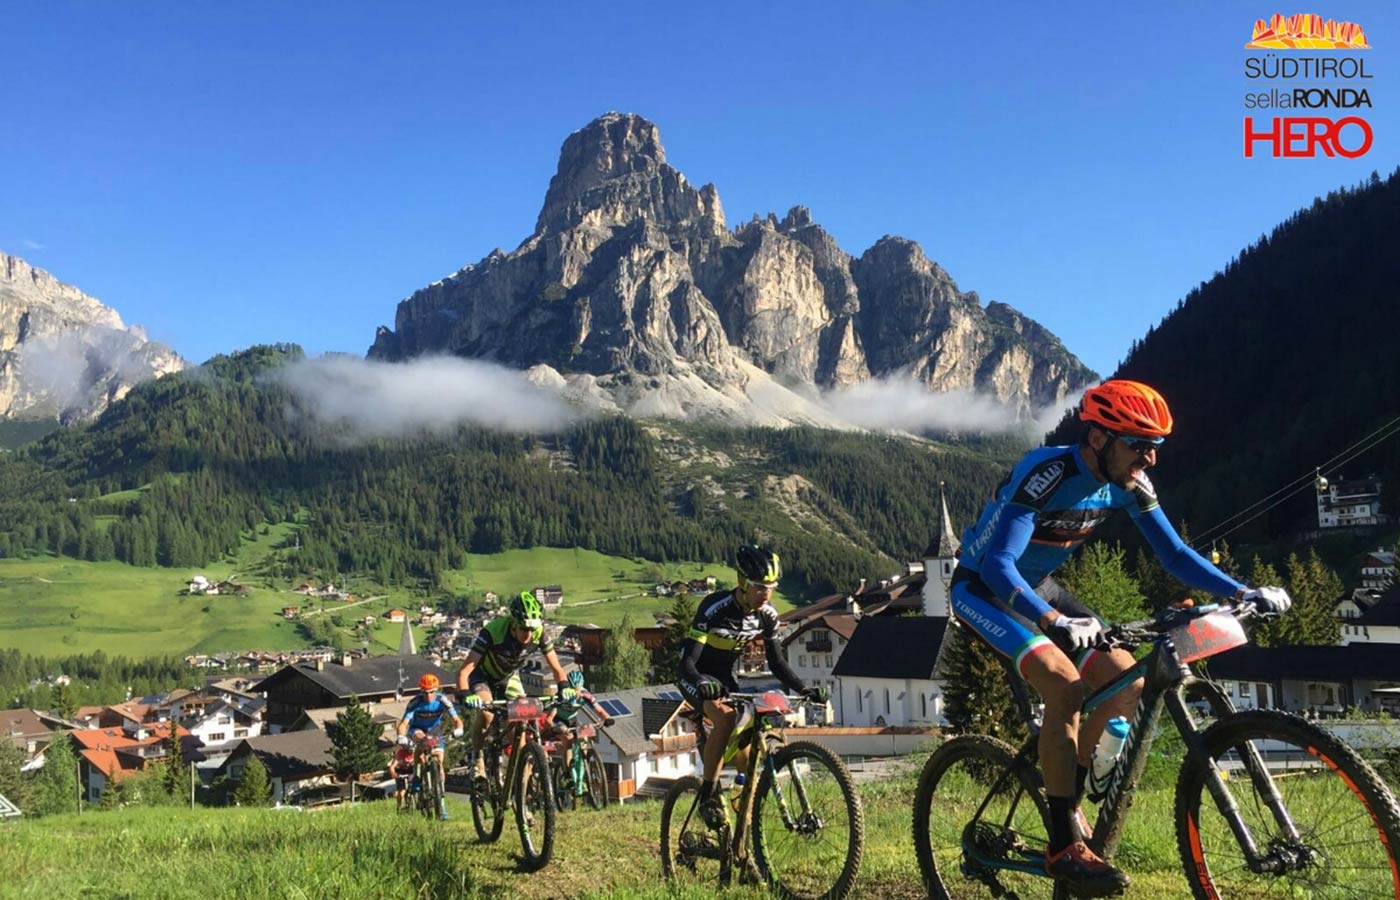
[997,605,1302,872]
[699,692,810,874]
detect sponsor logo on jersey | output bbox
[1022,461,1066,500]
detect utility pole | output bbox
[76,759,82,815]
[190,761,196,810]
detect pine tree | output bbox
[233,755,271,807]
[32,731,80,816]
[660,593,698,684]
[0,737,31,813]
[594,612,651,691]
[160,724,186,799]
[330,694,386,788]
[937,624,1026,744]
[1247,557,1287,647]
[51,681,77,720]
[1057,542,1147,626]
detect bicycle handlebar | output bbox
[1103,599,1264,649]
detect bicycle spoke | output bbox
[661,777,726,889]
[1181,714,1400,900]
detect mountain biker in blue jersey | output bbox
[952,380,1292,897]
[395,672,464,820]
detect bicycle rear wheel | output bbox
[1175,709,1400,899]
[514,740,557,870]
[752,740,864,900]
[661,775,727,888]
[583,748,608,810]
[913,734,1061,900]
[471,749,505,843]
[553,755,576,812]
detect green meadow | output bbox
[0,541,793,658]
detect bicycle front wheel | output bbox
[1175,709,1400,900]
[471,750,505,843]
[583,748,608,810]
[514,740,557,870]
[913,735,1059,900]
[751,740,864,900]
[660,775,727,888]
[421,762,443,820]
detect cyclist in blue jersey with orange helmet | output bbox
[395,672,464,820]
[952,380,1292,897]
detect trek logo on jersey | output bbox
[1021,461,1066,501]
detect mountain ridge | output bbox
[369,113,1096,425]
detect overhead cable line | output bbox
[1190,413,1400,550]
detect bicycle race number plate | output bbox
[578,724,595,738]
[1170,610,1248,663]
[507,697,542,722]
[755,690,791,715]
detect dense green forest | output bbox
[1049,169,1400,550]
[0,344,1020,600]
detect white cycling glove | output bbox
[452,726,465,738]
[1240,586,1292,616]
[396,734,410,747]
[1044,614,1106,652]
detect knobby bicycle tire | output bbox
[471,748,506,843]
[514,740,557,870]
[420,761,443,820]
[1175,708,1400,900]
[553,754,576,812]
[913,734,1062,900]
[660,774,727,888]
[584,748,608,810]
[752,739,865,900]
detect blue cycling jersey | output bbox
[958,444,1244,623]
[401,693,459,733]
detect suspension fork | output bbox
[762,734,804,829]
[1167,681,1302,870]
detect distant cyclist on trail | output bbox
[395,672,465,820]
[455,591,573,779]
[544,669,614,783]
[951,379,1291,897]
[677,544,827,830]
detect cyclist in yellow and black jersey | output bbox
[678,545,826,829]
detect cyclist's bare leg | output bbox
[1076,647,1141,768]
[470,684,495,774]
[1020,645,1085,798]
[700,699,737,788]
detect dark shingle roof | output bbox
[225,730,335,780]
[1209,642,1400,682]
[1356,585,1400,627]
[781,613,859,647]
[252,655,450,699]
[831,616,949,680]
[585,683,682,757]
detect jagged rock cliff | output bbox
[0,253,187,422]
[370,113,1095,424]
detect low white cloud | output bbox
[21,239,46,251]
[16,328,159,411]
[269,355,584,440]
[815,375,1081,438]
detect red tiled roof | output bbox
[71,723,186,782]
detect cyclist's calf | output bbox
[1078,647,1142,768]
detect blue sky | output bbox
[2,1,1395,377]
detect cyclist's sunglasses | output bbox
[751,581,778,594]
[1106,430,1165,454]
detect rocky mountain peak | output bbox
[0,251,187,422]
[371,114,1096,425]
[535,112,719,235]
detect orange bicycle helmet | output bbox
[1079,380,1173,439]
[418,673,440,691]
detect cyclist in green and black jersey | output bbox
[456,591,573,778]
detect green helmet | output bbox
[567,669,586,690]
[510,590,545,629]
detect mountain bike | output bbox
[660,691,865,900]
[547,718,609,811]
[409,732,447,820]
[467,695,558,870]
[912,600,1400,899]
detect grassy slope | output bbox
[0,543,790,658]
[0,764,1189,900]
